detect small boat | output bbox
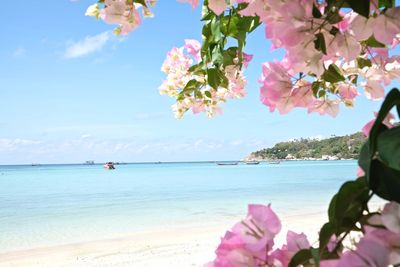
[245,160,260,165]
[216,161,239,166]
[268,159,281,164]
[84,160,95,165]
[104,162,115,170]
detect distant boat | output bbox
[216,161,239,166]
[245,160,260,165]
[104,162,115,170]
[268,159,281,164]
[31,163,41,166]
[84,160,95,165]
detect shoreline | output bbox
[0,211,329,267]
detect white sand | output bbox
[0,211,329,267]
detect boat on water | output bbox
[84,160,95,165]
[104,162,115,170]
[245,160,260,165]
[268,159,281,164]
[216,161,239,166]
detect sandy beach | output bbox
[0,211,327,267]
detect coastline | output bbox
[0,211,328,267]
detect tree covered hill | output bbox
[249,132,366,160]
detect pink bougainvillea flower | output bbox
[178,0,199,9]
[337,83,358,100]
[382,202,400,234]
[356,166,365,177]
[373,7,400,44]
[361,112,395,137]
[207,204,281,267]
[184,39,201,61]
[269,231,311,267]
[242,52,253,68]
[337,238,390,267]
[208,0,229,15]
[308,99,340,117]
[99,0,142,35]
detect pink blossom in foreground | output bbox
[356,166,365,177]
[206,204,281,267]
[382,202,400,234]
[361,112,395,137]
[184,39,201,61]
[269,231,311,266]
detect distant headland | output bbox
[246,132,365,161]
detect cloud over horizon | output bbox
[64,31,111,59]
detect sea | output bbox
[0,161,358,253]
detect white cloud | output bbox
[64,32,111,59]
[13,46,26,57]
[0,138,41,151]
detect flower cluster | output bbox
[243,0,400,117]
[205,204,312,267]
[170,1,400,117]
[319,201,400,267]
[85,0,157,35]
[160,39,251,118]
[207,202,400,267]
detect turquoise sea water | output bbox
[0,161,358,253]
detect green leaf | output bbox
[365,36,386,48]
[183,79,200,92]
[204,91,212,98]
[322,64,345,83]
[357,58,372,69]
[319,222,335,253]
[358,142,370,175]
[207,68,220,89]
[312,4,322,18]
[314,32,327,55]
[289,249,312,267]
[329,179,369,235]
[369,159,400,202]
[379,0,395,8]
[369,88,400,154]
[326,10,343,24]
[312,81,321,96]
[347,0,370,18]
[377,126,400,171]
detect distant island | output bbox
[247,132,366,161]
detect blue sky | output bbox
[0,1,389,164]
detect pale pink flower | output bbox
[242,53,253,68]
[361,112,395,137]
[184,39,201,61]
[99,0,142,35]
[349,14,373,41]
[382,202,400,234]
[269,231,311,267]
[363,79,385,100]
[178,0,199,9]
[208,0,229,15]
[308,99,340,117]
[337,83,358,100]
[372,7,400,45]
[207,204,281,267]
[356,166,365,177]
[337,238,390,267]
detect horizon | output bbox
[0,1,390,165]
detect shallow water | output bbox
[0,161,357,252]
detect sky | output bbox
[0,1,391,164]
